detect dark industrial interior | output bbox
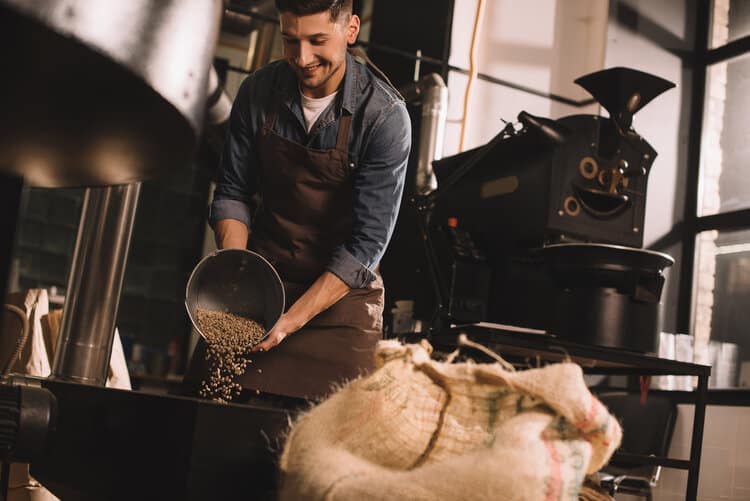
[1,1,750,500]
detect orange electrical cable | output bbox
[458,0,486,152]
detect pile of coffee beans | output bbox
[196,308,266,402]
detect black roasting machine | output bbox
[0,1,294,499]
[404,67,676,353]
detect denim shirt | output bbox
[210,52,412,288]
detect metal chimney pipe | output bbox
[250,22,278,72]
[52,183,140,385]
[402,73,448,194]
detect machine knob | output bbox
[619,159,647,178]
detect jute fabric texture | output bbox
[280,339,622,500]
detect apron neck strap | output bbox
[348,46,404,101]
[262,92,281,136]
[335,113,352,152]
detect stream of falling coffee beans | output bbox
[196,308,266,402]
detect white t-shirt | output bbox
[300,89,339,133]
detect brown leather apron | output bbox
[230,90,382,400]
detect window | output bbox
[710,0,750,48]
[698,52,750,217]
[684,0,750,388]
[692,229,750,387]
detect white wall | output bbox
[644,405,750,501]
[603,0,688,247]
[445,0,608,156]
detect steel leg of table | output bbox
[686,373,708,501]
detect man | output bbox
[208,0,411,400]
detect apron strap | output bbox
[262,96,280,136]
[348,46,404,101]
[335,114,352,153]
[262,69,286,136]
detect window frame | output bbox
[647,1,750,336]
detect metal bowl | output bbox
[185,249,285,341]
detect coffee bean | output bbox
[196,308,266,403]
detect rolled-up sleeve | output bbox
[209,199,253,228]
[208,76,259,229]
[327,101,411,288]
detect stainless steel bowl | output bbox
[185,249,285,341]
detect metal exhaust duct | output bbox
[401,73,448,194]
[0,0,223,187]
[52,184,141,385]
[50,62,232,386]
[206,67,232,126]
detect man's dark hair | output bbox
[274,0,353,21]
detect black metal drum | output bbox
[541,243,674,352]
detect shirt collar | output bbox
[340,51,359,115]
[280,50,360,117]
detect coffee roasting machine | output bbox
[0,1,294,499]
[385,66,676,353]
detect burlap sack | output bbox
[279,339,622,501]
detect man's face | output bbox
[279,10,359,98]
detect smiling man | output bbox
[281,2,351,97]
[206,0,411,400]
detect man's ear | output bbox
[346,14,360,44]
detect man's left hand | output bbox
[251,313,301,352]
[250,271,350,352]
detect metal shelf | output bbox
[426,325,710,377]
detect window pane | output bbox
[692,229,750,388]
[698,52,750,216]
[710,0,750,48]
[11,187,83,292]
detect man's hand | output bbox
[249,271,351,352]
[251,313,302,352]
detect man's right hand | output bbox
[214,218,249,249]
